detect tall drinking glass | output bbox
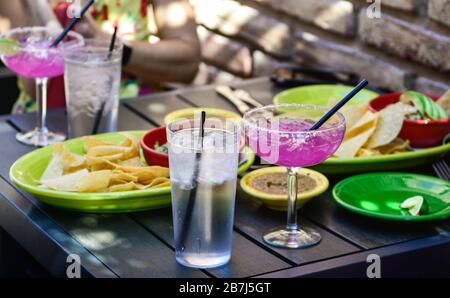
[167,117,240,268]
[64,39,123,138]
[0,27,83,146]
[244,104,345,248]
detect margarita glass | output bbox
[0,27,83,146]
[244,104,346,248]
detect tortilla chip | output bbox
[111,171,138,183]
[108,182,137,192]
[40,169,89,191]
[378,138,410,155]
[40,154,63,181]
[334,126,377,158]
[344,111,379,140]
[356,148,380,157]
[437,90,450,116]
[366,103,405,148]
[52,143,85,173]
[76,170,112,192]
[340,103,369,130]
[118,157,143,167]
[83,136,115,151]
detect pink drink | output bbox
[246,118,345,167]
[3,39,64,78]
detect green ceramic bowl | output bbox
[273,84,379,106]
[9,131,172,213]
[333,172,450,221]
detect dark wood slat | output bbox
[119,105,157,131]
[0,176,116,278]
[231,77,284,105]
[0,121,32,177]
[125,93,192,125]
[235,187,360,265]
[7,105,152,134]
[178,77,282,113]
[42,210,208,278]
[132,209,291,278]
[177,87,243,114]
[8,109,67,135]
[254,234,450,278]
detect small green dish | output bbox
[333,172,450,221]
[273,84,379,106]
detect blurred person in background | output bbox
[4,0,201,114]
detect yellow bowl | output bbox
[240,167,329,211]
[164,107,241,125]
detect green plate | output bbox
[273,84,448,174]
[10,131,254,213]
[312,143,450,174]
[9,131,171,213]
[273,84,379,106]
[333,172,450,221]
[238,147,255,176]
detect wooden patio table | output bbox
[0,78,449,278]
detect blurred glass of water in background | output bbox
[64,39,122,138]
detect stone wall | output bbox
[190,0,450,95]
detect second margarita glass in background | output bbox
[0,27,83,146]
[244,104,346,248]
[167,116,240,268]
[64,39,123,138]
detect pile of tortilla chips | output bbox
[39,133,170,193]
[333,102,410,158]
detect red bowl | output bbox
[368,93,450,148]
[141,126,247,167]
[141,127,169,167]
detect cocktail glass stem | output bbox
[36,78,49,134]
[15,77,65,147]
[286,167,299,232]
[262,167,322,249]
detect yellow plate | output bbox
[164,107,241,125]
[240,167,329,211]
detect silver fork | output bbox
[433,159,450,180]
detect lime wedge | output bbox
[0,38,21,55]
[400,195,424,216]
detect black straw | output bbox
[107,26,118,60]
[91,29,118,135]
[176,111,206,250]
[309,79,369,130]
[51,0,95,47]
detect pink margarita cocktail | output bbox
[0,27,83,147]
[244,104,345,249]
[246,118,345,167]
[3,39,65,78]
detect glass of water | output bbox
[167,116,241,268]
[64,39,123,138]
